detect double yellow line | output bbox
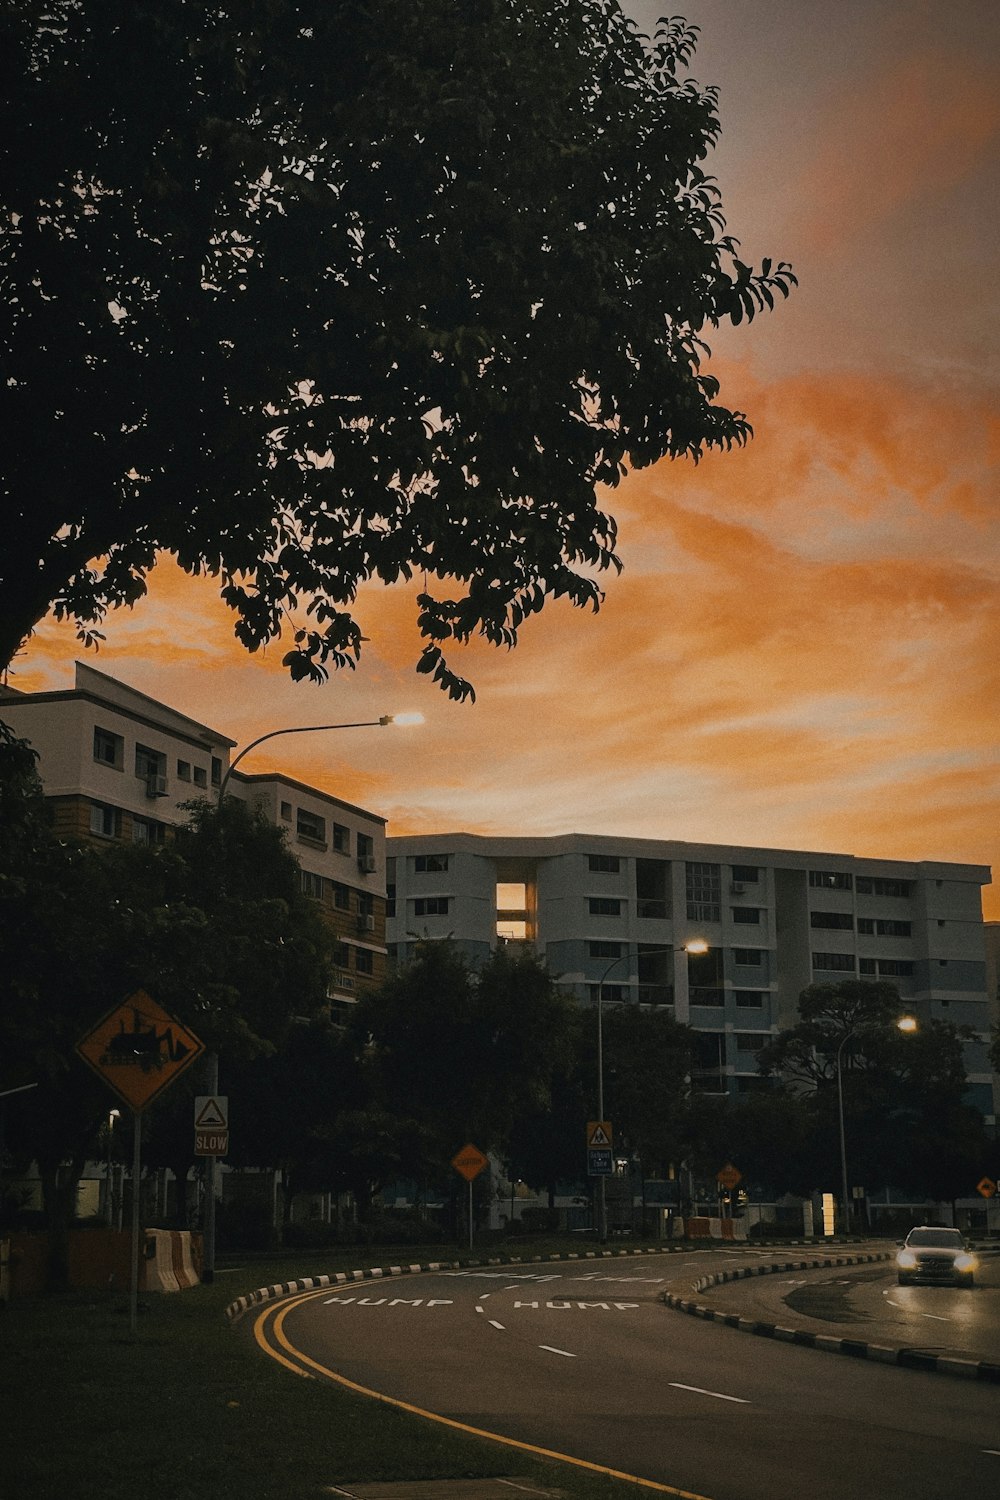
[253,1287,713,1500]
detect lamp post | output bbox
[217,713,423,800]
[835,1014,917,1236]
[205,712,422,1277]
[595,938,708,1243]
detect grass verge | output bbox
[4,1238,665,1500]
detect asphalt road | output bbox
[693,1245,1000,1363]
[251,1250,1000,1500]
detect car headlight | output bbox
[897,1250,917,1268]
[954,1253,977,1272]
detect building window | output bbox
[280,801,293,821]
[589,940,623,959]
[300,870,325,900]
[89,802,121,838]
[732,907,761,924]
[588,854,620,873]
[857,918,875,934]
[588,897,621,917]
[386,884,396,919]
[131,816,165,846]
[736,1033,769,1052]
[731,865,760,884]
[686,862,721,923]
[856,876,912,898]
[296,808,326,844]
[192,766,207,788]
[354,947,374,975]
[691,1033,726,1090]
[735,990,765,1007]
[589,983,628,1004]
[876,919,911,937]
[873,958,914,977]
[809,870,853,891]
[733,948,764,966]
[357,832,375,869]
[211,757,222,787]
[415,853,450,872]
[93,726,123,768]
[810,911,854,930]
[330,882,351,911]
[177,759,192,782]
[332,822,350,854]
[859,957,877,976]
[135,743,166,780]
[812,952,856,972]
[414,897,449,916]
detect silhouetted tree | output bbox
[2,2,793,695]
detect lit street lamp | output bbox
[595,938,708,1243]
[218,713,424,800]
[836,1014,917,1236]
[205,711,422,1278]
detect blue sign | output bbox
[587,1147,613,1177]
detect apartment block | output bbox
[1,663,388,1014]
[387,833,996,1121]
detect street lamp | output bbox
[835,1014,917,1236]
[205,711,422,1277]
[595,938,708,1243]
[217,713,424,800]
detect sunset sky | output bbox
[13,1,1000,917]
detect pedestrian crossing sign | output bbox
[587,1121,613,1149]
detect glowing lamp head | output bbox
[684,939,709,955]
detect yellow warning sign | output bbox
[587,1120,613,1150]
[76,991,204,1113]
[451,1143,489,1181]
[976,1176,997,1199]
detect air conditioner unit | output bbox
[358,914,376,933]
[146,774,168,798]
[358,854,377,874]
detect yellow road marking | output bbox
[252,1289,714,1500]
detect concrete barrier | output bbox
[683,1216,747,1240]
[143,1229,200,1291]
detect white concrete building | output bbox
[387,832,996,1121]
[1,662,389,1013]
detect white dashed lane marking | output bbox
[670,1382,749,1405]
[539,1345,576,1358]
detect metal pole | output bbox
[203,1052,218,1283]
[129,1110,142,1335]
[468,1180,474,1251]
[218,719,392,801]
[836,1034,851,1238]
[597,974,607,1244]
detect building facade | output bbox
[387,832,996,1122]
[1,662,389,1015]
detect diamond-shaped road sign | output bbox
[76,990,204,1113]
[451,1143,489,1182]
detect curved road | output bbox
[693,1246,1000,1362]
[250,1250,1000,1500]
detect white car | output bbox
[896,1226,977,1287]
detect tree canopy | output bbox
[2,1,794,697]
[0,766,333,1232]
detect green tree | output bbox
[2,2,793,696]
[0,779,333,1258]
[351,941,577,1199]
[759,981,988,1206]
[601,1004,695,1179]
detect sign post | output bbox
[76,991,204,1331]
[451,1144,488,1249]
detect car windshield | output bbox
[907,1229,962,1248]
